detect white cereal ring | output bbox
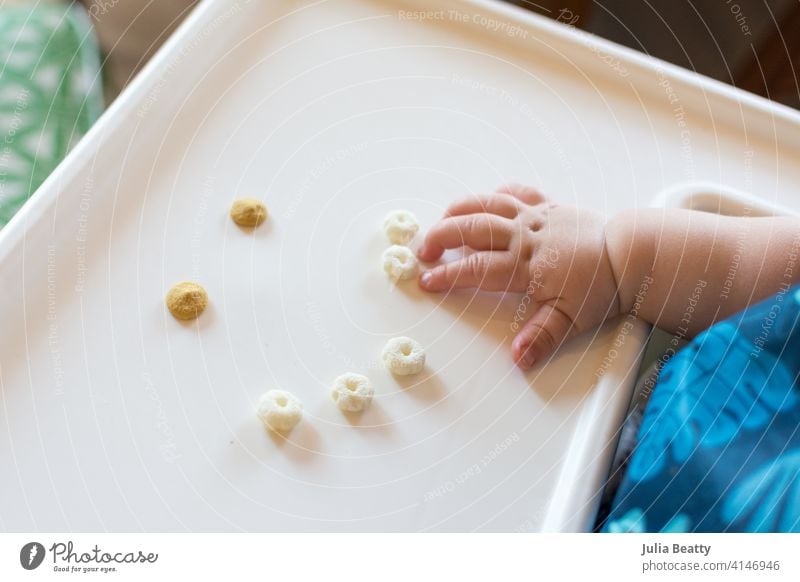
[256,389,303,433]
[331,372,374,412]
[382,336,426,376]
[384,210,420,244]
[382,245,418,281]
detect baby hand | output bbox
[417,185,620,369]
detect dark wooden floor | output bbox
[505,0,800,110]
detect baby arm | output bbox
[605,207,800,336]
[418,185,800,370]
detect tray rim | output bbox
[2,0,800,260]
[0,0,797,533]
[653,181,800,217]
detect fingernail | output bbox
[420,271,432,288]
[519,344,536,369]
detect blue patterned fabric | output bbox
[604,284,800,533]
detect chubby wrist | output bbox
[604,209,655,316]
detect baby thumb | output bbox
[512,302,574,370]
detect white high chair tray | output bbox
[1,0,799,532]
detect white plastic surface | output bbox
[654,181,800,217]
[1,0,799,532]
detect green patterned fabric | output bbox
[0,3,103,226]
